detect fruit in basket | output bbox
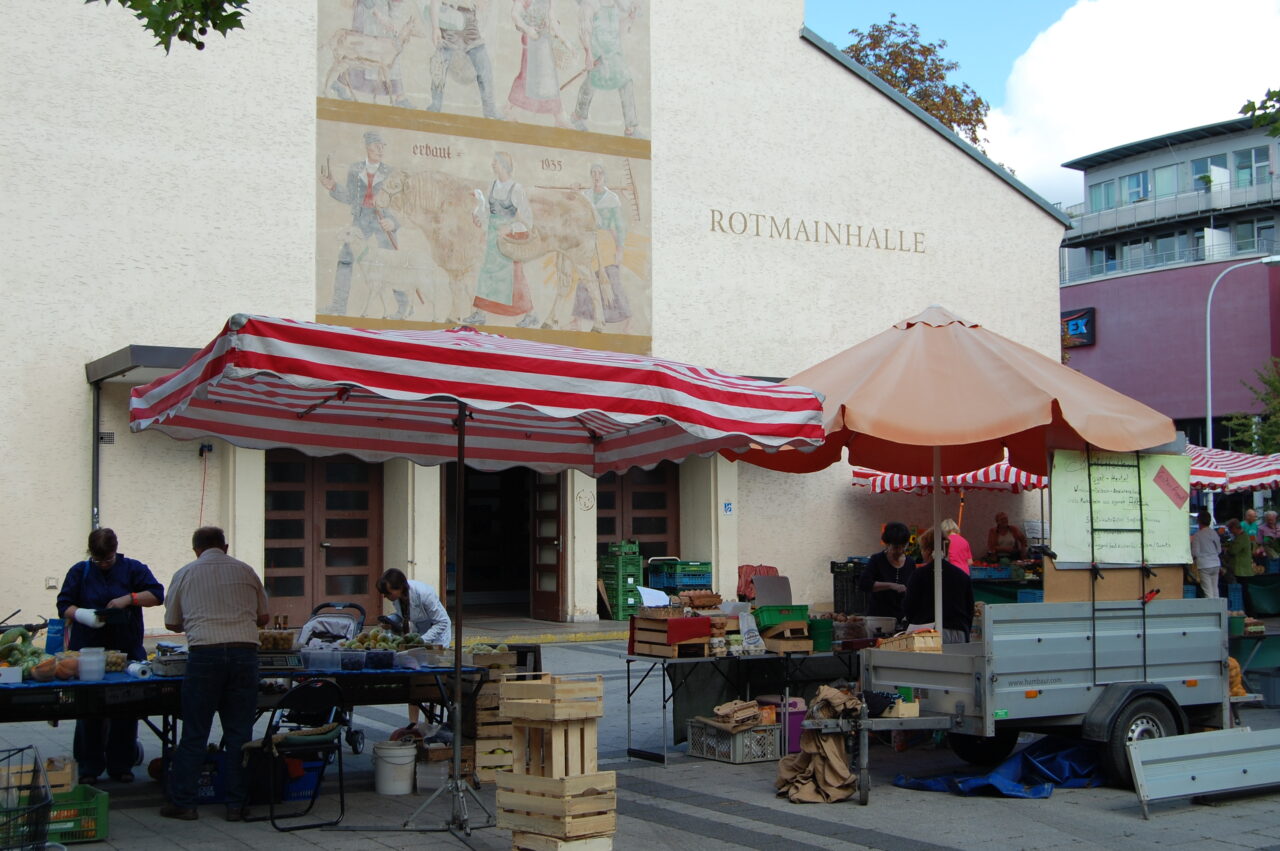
[105,650,127,672]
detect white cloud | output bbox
[984,0,1280,207]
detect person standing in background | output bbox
[378,568,451,730]
[986,512,1028,560]
[1224,518,1255,615]
[857,522,916,621]
[161,527,269,822]
[902,528,974,644]
[56,528,164,784]
[1190,509,1222,599]
[940,518,973,575]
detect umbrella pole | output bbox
[933,447,943,636]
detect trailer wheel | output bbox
[1104,697,1175,788]
[947,730,1019,765]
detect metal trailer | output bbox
[819,598,1232,801]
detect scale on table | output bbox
[258,651,305,672]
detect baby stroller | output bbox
[293,602,367,754]
[296,601,365,649]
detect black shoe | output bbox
[159,804,198,821]
[225,806,250,822]
[109,772,134,783]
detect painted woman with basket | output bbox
[462,151,540,328]
[56,528,164,784]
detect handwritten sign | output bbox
[1050,450,1192,569]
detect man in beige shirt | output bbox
[160,526,269,822]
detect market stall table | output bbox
[623,650,859,764]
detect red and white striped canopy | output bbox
[851,443,1278,495]
[1185,444,1280,492]
[850,458,1049,494]
[129,315,827,475]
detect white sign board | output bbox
[1050,449,1192,569]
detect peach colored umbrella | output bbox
[730,306,1175,633]
[733,306,1174,477]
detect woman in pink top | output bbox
[941,518,973,575]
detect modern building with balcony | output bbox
[1058,118,1279,472]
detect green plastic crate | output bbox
[808,618,833,651]
[647,558,712,574]
[47,785,108,845]
[753,605,809,629]
[608,540,640,555]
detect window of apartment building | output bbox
[1153,164,1179,198]
[1121,239,1149,270]
[1233,217,1275,253]
[1088,245,1117,275]
[1191,154,1227,190]
[1089,179,1116,211]
[1153,232,1188,265]
[1233,146,1271,187]
[1121,171,1150,203]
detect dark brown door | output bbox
[263,450,383,626]
[596,461,681,562]
[531,473,564,621]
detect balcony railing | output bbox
[1061,238,1277,285]
[1064,179,1278,241]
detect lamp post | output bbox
[1204,254,1280,510]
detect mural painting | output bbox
[316,0,651,350]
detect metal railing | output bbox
[1063,179,1278,240]
[1061,238,1277,285]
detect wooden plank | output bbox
[762,637,813,654]
[549,718,568,779]
[567,720,583,780]
[761,621,808,637]
[512,832,614,851]
[597,579,613,620]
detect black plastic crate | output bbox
[831,560,868,615]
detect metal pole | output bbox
[932,447,943,635]
[452,400,466,829]
[1204,255,1280,514]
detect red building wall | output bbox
[1059,261,1279,421]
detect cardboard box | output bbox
[882,700,920,718]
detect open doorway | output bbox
[444,464,559,619]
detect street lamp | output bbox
[1204,253,1280,509]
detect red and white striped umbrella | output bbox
[1185,444,1280,492]
[851,443,1275,495]
[851,458,1048,494]
[128,315,827,475]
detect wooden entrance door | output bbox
[263,450,383,626]
[595,461,681,562]
[530,473,564,621]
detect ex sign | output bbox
[1061,307,1096,348]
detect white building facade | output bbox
[2,1,1067,631]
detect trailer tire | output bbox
[947,730,1019,765]
[1104,696,1175,788]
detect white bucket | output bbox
[372,740,416,795]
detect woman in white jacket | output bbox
[378,568,453,729]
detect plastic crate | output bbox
[831,561,866,614]
[971,566,1013,580]
[647,558,712,575]
[686,720,781,764]
[808,618,833,651]
[608,540,640,555]
[599,555,643,574]
[46,784,108,845]
[1183,584,1199,599]
[753,604,809,629]
[0,746,51,850]
[1228,584,1244,611]
[1016,589,1044,603]
[282,761,324,802]
[648,569,711,590]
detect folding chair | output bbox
[249,678,347,831]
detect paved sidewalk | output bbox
[8,639,1280,850]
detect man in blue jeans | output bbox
[161,526,269,821]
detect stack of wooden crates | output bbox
[598,541,643,621]
[467,649,520,783]
[496,673,615,851]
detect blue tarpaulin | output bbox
[893,736,1104,798]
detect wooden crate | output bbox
[512,718,598,779]
[629,616,711,647]
[763,637,813,654]
[465,651,519,669]
[467,706,514,739]
[877,630,942,653]
[500,674,604,721]
[630,640,710,659]
[513,831,614,851]
[497,771,617,839]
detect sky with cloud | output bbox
[805,0,1280,207]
